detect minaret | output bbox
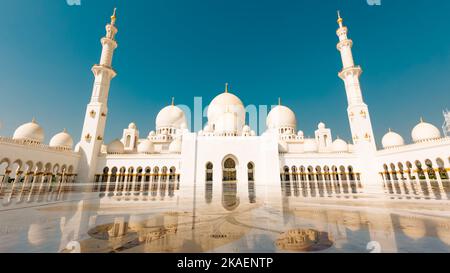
[336,11,376,152]
[77,9,118,183]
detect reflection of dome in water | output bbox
[28,223,47,246]
[399,216,426,240]
[435,220,450,245]
[275,229,333,252]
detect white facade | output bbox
[1,11,450,199]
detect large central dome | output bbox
[207,84,246,131]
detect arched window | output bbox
[152,167,159,182]
[415,161,425,180]
[425,159,436,179]
[145,167,151,182]
[169,167,176,182]
[206,162,213,182]
[161,166,168,182]
[101,167,109,183]
[283,166,290,182]
[125,135,131,147]
[291,166,297,182]
[248,162,255,182]
[110,167,118,183]
[406,161,413,179]
[223,158,237,182]
[436,158,448,180]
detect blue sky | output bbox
[0,0,449,147]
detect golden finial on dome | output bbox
[225,83,229,93]
[31,117,36,123]
[278,97,281,106]
[171,97,175,106]
[420,117,424,123]
[111,7,117,25]
[63,128,67,133]
[337,10,343,26]
[388,128,392,132]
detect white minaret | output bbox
[77,9,118,183]
[336,11,376,153]
[336,12,381,192]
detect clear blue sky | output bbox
[0,0,449,147]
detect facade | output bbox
[1,10,450,199]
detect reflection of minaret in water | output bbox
[77,9,119,183]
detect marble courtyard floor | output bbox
[0,181,449,253]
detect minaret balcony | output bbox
[338,65,362,79]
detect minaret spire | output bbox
[337,10,343,28]
[111,7,117,25]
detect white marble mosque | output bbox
[1,9,450,202]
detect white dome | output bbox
[207,89,245,129]
[297,130,304,136]
[411,119,441,143]
[156,105,187,129]
[137,139,155,154]
[49,129,73,149]
[303,138,318,153]
[128,122,137,130]
[382,130,405,149]
[332,138,348,153]
[215,112,239,135]
[107,139,124,154]
[318,122,325,129]
[266,105,296,130]
[13,119,45,143]
[148,131,156,137]
[169,138,182,153]
[243,125,251,132]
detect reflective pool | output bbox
[0,181,449,253]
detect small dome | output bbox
[49,129,73,149]
[156,105,187,129]
[303,138,318,153]
[13,118,45,143]
[250,130,256,136]
[266,105,297,130]
[169,138,182,153]
[148,131,156,137]
[215,112,239,135]
[411,119,441,143]
[107,139,124,154]
[382,130,405,149]
[297,130,304,136]
[137,139,155,154]
[318,122,325,129]
[128,122,137,130]
[242,125,251,132]
[332,138,348,153]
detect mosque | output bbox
[1,10,449,198]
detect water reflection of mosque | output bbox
[2,178,450,252]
